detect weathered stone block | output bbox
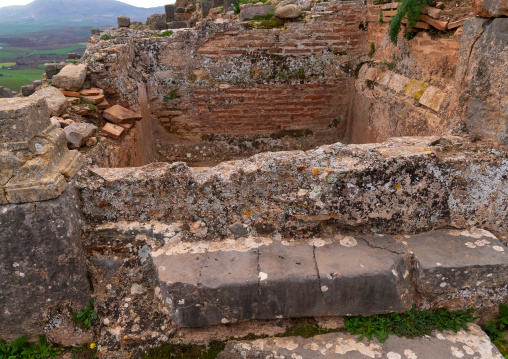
[0,97,51,143]
[404,79,428,99]
[21,85,35,97]
[0,183,91,342]
[406,229,508,297]
[218,324,503,358]
[52,64,87,92]
[44,63,58,79]
[63,122,98,149]
[165,4,175,21]
[31,86,68,116]
[275,4,301,18]
[118,16,131,27]
[239,5,274,21]
[387,73,410,93]
[167,21,188,29]
[419,85,445,112]
[102,123,124,140]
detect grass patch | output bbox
[485,304,508,358]
[29,45,85,55]
[0,62,16,68]
[140,340,226,359]
[100,34,117,41]
[368,42,376,58]
[345,305,477,343]
[0,335,63,358]
[152,30,174,38]
[0,68,43,91]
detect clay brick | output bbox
[103,105,142,124]
[448,18,468,29]
[102,123,124,139]
[80,88,101,96]
[61,90,80,98]
[97,100,110,110]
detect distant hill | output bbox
[0,0,166,35]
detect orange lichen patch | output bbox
[243,209,253,216]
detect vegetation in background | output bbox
[485,304,508,358]
[389,0,429,45]
[0,335,63,359]
[0,67,43,91]
[344,305,477,343]
[100,34,117,41]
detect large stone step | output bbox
[151,229,508,327]
[217,323,503,359]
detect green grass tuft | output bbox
[0,335,63,358]
[152,30,174,38]
[345,305,478,343]
[368,42,376,58]
[485,303,508,358]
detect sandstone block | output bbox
[52,64,86,92]
[419,14,448,30]
[63,122,97,149]
[419,85,445,112]
[275,4,301,18]
[97,100,110,110]
[31,86,68,116]
[82,94,105,105]
[239,4,274,21]
[118,16,131,27]
[404,79,428,99]
[473,0,508,17]
[102,122,124,139]
[103,104,142,124]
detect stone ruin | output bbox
[1,0,508,357]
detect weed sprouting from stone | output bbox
[152,30,174,37]
[484,303,508,357]
[100,34,117,41]
[344,305,478,343]
[368,42,376,58]
[75,297,97,327]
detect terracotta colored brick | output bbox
[102,123,124,139]
[97,100,110,110]
[103,105,142,124]
[80,88,101,96]
[61,90,81,98]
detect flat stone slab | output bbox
[405,229,508,296]
[152,235,411,327]
[217,323,503,358]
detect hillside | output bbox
[0,0,165,35]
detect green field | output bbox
[0,68,44,92]
[30,45,86,55]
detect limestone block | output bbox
[404,79,428,99]
[0,97,51,143]
[52,64,87,92]
[376,71,393,87]
[239,5,274,21]
[275,4,301,18]
[63,122,98,149]
[44,63,58,79]
[31,86,68,116]
[419,85,445,112]
[473,0,508,17]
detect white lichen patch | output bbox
[339,236,357,247]
[441,323,503,359]
[448,228,498,239]
[465,242,476,249]
[450,346,464,358]
[387,352,401,359]
[404,349,417,358]
[333,337,382,357]
[321,285,329,292]
[258,272,268,281]
[493,246,504,252]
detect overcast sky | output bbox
[0,0,171,8]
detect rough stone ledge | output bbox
[78,136,508,242]
[146,229,507,327]
[217,323,503,358]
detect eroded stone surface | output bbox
[0,97,84,203]
[52,64,86,91]
[0,183,91,343]
[218,324,503,358]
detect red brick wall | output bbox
[160,80,352,137]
